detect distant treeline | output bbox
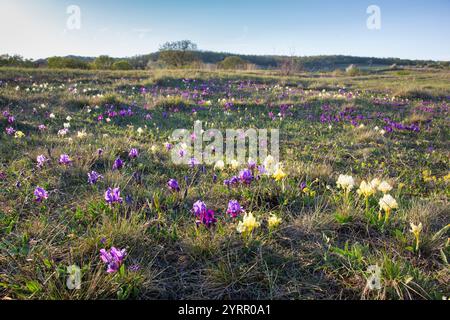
[2,40,449,72]
[0,55,35,68]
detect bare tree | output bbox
[279,56,301,76]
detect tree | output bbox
[92,55,115,70]
[218,56,248,70]
[112,60,132,70]
[160,40,198,52]
[158,40,199,68]
[0,54,35,68]
[279,56,301,76]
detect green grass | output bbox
[0,67,449,300]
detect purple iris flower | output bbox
[239,169,253,185]
[108,111,117,118]
[257,165,267,175]
[34,186,48,202]
[125,195,133,204]
[5,127,15,135]
[88,171,103,184]
[192,200,207,217]
[112,157,124,170]
[99,247,127,273]
[128,148,139,159]
[248,160,257,170]
[196,209,217,228]
[224,102,233,110]
[36,155,47,168]
[59,154,71,165]
[128,264,141,272]
[227,200,243,218]
[165,143,173,151]
[268,112,276,120]
[188,157,199,168]
[7,116,15,124]
[132,171,142,183]
[230,176,240,186]
[167,179,180,192]
[105,187,123,204]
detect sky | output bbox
[1,0,449,60]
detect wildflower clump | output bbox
[268,214,282,230]
[272,164,287,182]
[99,247,127,273]
[409,222,423,252]
[227,200,244,218]
[192,200,217,228]
[336,174,355,191]
[237,212,260,239]
[105,187,123,205]
[378,194,398,223]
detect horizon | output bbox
[9,51,450,63]
[1,0,450,61]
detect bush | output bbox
[346,64,361,76]
[218,56,248,70]
[395,88,436,100]
[112,60,132,70]
[47,57,90,69]
[332,68,345,77]
[92,55,115,70]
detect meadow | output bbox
[0,67,449,300]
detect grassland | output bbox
[0,67,449,300]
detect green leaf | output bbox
[440,249,448,265]
[43,258,52,269]
[119,264,126,277]
[25,280,41,294]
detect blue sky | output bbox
[1,0,449,60]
